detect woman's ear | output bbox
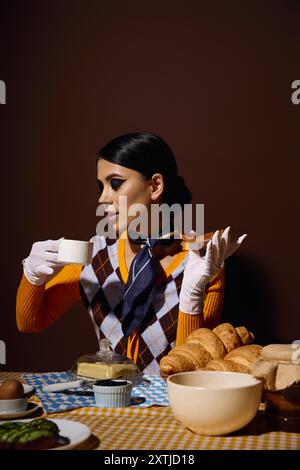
[150,173,164,201]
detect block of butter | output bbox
[77,361,138,380]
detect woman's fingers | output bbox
[35,265,54,276]
[224,233,247,259]
[210,226,247,264]
[211,229,225,267]
[204,240,213,263]
[220,226,230,260]
[188,227,247,268]
[237,234,247,245]
[44,250,66,267]
[44,238,64,252]
[44,251,59,263]
[205,239,219,269]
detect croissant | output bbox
[204,345,263,373]
[159,322,255,378]
[204,359,249,373]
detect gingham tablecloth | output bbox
[22,372,169,412]
[1,372,299,450]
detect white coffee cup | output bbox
[57,239,93,265]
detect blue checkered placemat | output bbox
[23,372,169,413]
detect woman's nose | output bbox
[98,187,112,205]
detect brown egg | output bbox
[0,380,24,399]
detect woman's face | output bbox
[97,159,162,236]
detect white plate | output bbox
[0,418,91,450]
[0,402,40,419]
[50,419,91,450]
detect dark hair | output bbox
[97,133,192,208]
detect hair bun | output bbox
[175,174,184,184]
[98,133,192,208]
[166,174,192,207]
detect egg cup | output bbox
[0,397,28,414]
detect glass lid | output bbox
[71,339,143,386]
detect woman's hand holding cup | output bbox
[23,238,94,285]
[22,238,66,286]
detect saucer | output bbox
[0,402,39,419]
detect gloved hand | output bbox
[179,226,247,314]
[22,238,65,286]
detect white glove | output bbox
[179,226,247,314]
[22,238,65,286]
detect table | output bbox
[1,372,299,450]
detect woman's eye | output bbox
[110,178,125,190]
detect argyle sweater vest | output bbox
[79,235,188,374]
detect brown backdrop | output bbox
[0,1,299,371]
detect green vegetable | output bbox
[0,419,67,450]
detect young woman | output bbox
[16,133,246,374]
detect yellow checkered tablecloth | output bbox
[1,372,299,450]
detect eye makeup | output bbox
[97,176,126,194]
[110,178,125,190]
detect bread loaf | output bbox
[159,322,256,378]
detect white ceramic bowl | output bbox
[0,397,28,413]
[93,380,133,407]
[167,371,262,436]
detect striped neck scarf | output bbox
[122,238,158,336]
[121,231,176,336]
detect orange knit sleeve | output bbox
[203,268,225,329]
[16,264,82,333]
[175,268,225,345]
[176,310,204,346]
